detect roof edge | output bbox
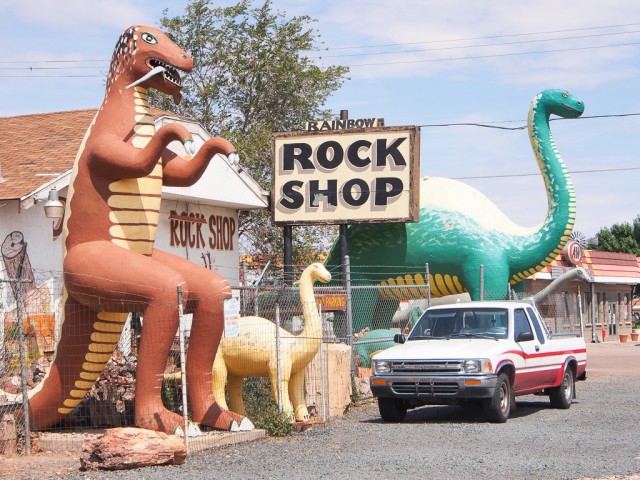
[19,170,72,212]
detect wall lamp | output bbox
[44,187,65,220]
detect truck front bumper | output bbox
[370,374,497,400]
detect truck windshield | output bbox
[408,307,509,340]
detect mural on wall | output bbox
[326,89,584,331]
[212,263,332,422]
[1,232,56,353]
[25,25,252,435]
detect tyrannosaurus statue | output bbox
[326,89,584,332]
[27,25,251,434]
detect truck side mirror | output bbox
[394,333,406,344]
[516,331,535,342]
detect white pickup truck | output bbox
[370,301,587,423]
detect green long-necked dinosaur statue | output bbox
[326,89,584,332]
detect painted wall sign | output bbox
[272,126,420,225]
[168,210,237,251]
[305,118,381,131]
[154,202,239,282]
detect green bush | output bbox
[243,378,292,437]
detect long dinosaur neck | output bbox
[299,273,321,340]
[510,95,575,282]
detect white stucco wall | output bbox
[0,195,241,320]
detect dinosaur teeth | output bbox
[149,57,182,87]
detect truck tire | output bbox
[378,397,407,422]
[549,366,574,409]
[483,372,511,423]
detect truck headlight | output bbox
[463,359,492,374]
[373,360,391,375]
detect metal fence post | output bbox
[344,255,354,376]
[241,259,247,315]
[176,285,189,451]
[425,263,431,307]
[15,244,30,455]
[479,264,485,301]
[275,303,282,412]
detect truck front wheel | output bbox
[549,366,574,409]
[483,373,511,423]
[378,397,407,422]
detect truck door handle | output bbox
[535,345,540,352]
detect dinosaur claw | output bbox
[174,422,202,437]
[227,152,239,166]
[183,140,196,155]
[238,417,255,431]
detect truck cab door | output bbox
[513,308,555,392]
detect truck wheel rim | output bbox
[500,382,509,415]
[563,372,573,403]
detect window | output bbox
[514,309,533,340]
[526,307,546,344]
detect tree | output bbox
[588,215,640,256]
[153,0,349,267]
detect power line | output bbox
[3,38,638,76]
[1,22,638,66]
[314,21,640,51]
[419,113,640,131]
[314,29,640,59]
[451,166,640,180]
[0,59,108,64]
[0,74,101,78]
[0,66,104,71]
[342,41,640,68]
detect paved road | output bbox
[4,341,640,480]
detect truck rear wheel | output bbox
[483,372,511,423]
[549,366,574,409]
[378,397,407,422]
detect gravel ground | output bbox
[3,341,640,480]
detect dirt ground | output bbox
[1,341,639,479]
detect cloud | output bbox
[0,0,153,32]
[314,0,640,86]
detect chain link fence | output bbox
[1,261,585,456]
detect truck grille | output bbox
[391,360,464,374]
[391,381,459,396]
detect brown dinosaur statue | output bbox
[26,25,252,434]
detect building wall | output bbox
[0,196,241,338]
[525,277,635,341]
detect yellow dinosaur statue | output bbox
[212,263,331,421]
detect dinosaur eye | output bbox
[562,92,568,98]
[141,32,158,45]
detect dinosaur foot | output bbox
[135,408,185,435]
[193,402,254,432]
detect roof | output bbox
[538,249,640,284]
[0,109,96,200]
[0,108,268,210]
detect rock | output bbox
[80,427,186,471]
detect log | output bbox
[0,413,17,457]
[305,343,352,419]
[80,427,186,471]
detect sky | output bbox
[1,0,639,239]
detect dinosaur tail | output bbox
[28,296,127,429]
